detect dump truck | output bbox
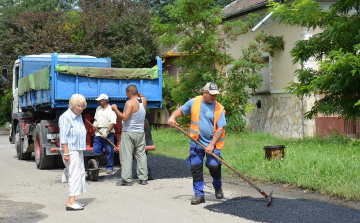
[5,52,162,170]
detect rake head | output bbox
[266,190,273,206]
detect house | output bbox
[222,0,360,138]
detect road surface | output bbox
[0,132,359,223]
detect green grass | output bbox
[149,127,360,201]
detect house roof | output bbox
[158,1,271,57]
[159,45,180,57]
[223,0,268,18]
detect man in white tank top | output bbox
[111,85,148,186]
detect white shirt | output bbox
[59,108,87,151]
[94,104,117,136]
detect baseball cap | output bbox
[95,94,109,101]
[203,82,220,95]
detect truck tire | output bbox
[53,155,65,168]
[34,123,54,169]
[10,125,15,144]
[16,123,32,160]
[87,159,99,181]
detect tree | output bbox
[0,0,158,124]
[0,0,76,17]
[143,0,235,23]
[221,32,284,132]
[0,0,158,68]
[152,0,284,132]
[0,11,74,67]
[75,0,158,68]
[0,0,78,67]
[270,0,360,119]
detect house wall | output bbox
[245,93,317,138]
[227,9,302,92]
[226,9,323,138]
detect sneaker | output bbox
[106,169,113,174]
[139,180,147,185]
[191,196,205,205]
[116,180,132,186]
[215,188,224,199]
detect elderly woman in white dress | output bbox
[59,94,87,211]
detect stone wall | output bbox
[245,92,316,138]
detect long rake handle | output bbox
[174,125,270,199]
[85,119,119,151]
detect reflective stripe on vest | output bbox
[190,96,225,149]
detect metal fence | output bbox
[315,117,360,138]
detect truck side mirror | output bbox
[1,68,8,82]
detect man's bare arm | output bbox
[205,127,225,155]
[168,108,184,127]
[121,101,134,121]
[111,101,135,122]
[210,127,225,145]
[107,124,115,132]
[111,104,124,120]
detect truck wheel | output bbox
[10,125,15,144]
[87,159,99,181]
[34,123,54,169]
[53,155,65,168]
[16,123,32,160]
[15,132,21,157]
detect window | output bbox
[256,55,271,93]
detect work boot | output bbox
[139,180,147,185]
[215,188,224,199]
[116,180,132,186]
[191,196,205,205]
[106,169,113,174]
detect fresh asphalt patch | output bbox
[205,196,360,223]
[96,154,191,181]
[94,155,360,222]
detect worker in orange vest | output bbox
[168,82,226,205]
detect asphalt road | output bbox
[1,132,360,223]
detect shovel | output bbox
[173,125,273,206]
[85,119,119,151]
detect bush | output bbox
[0,89,12,126]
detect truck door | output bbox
[12,63,20,113]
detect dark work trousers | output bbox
[187,143,222,197]
[93,133,115,171]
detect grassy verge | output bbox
[148,127,360,201]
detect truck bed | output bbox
[18,53,162,112]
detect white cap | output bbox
[95,94,109,101]
[203,82,220,95]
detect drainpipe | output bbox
[252,10,275,32]
[251,5,280,32]
[302,95,305,139]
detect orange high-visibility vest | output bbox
[190,96,225,150]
